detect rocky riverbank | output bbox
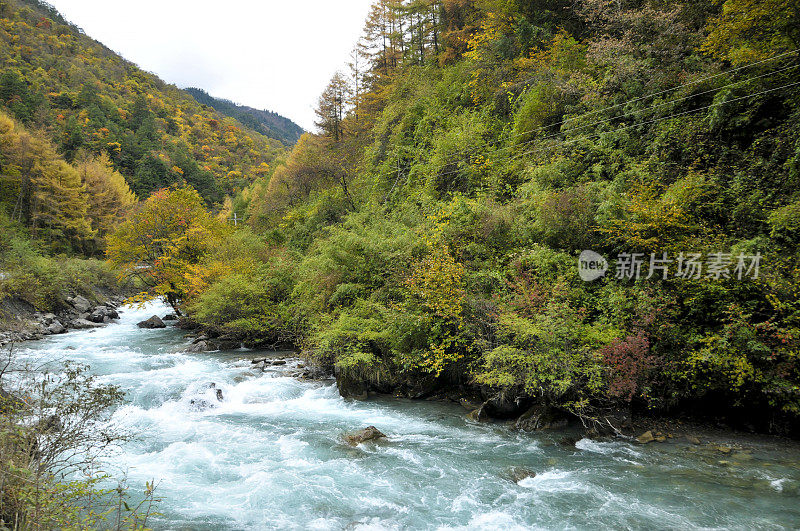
[0,292,127,348]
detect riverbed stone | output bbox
[71,318,103,329]
[163,313,178,321]
[686,435,701,445]
[70,295,91,313]
[88,308,108,323]
[502,466,537,483]
[137,315,166,329]
[344,426,386,446]
[336,373,368,400]
[47,320,66,334]
[637,430,655,444]
[185,340,210,352]
[467,405,489,422]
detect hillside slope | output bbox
[175,0,800,434]
[0,0,285,203]
[186,87,304,147]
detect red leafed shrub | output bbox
[600,330,657,401]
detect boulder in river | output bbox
[88,308,108,323]
[636,430,655,444]
[502,466,537,483]
[70,295,91,313]
[47,320,66,334]
[185,340,211,352]
[467,405,489,422]
[71,318,104,329]
[137,315,166,329]
[336,374,368,400]
[344,426,386,446]
[163,313,178,321]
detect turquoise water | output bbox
[15,303,800,529]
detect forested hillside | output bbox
[0,0,285,209]
[186,88,304,147]
[112,0,800,434]
[2,0,799,434]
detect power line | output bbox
[375,50,799,189]
[424,78,800,184]
[443,61,800,167]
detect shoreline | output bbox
[0,290,127,348]
[6,310,800,449]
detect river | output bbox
[13,302,800,529]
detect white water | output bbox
[14,302,800,529]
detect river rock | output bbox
[185,340,210,352]
[514,404,568,431]
[686,435,701,445]
[163,313,178,321]
[213,338,241,350]
[467,405,489,422]
[271,360,287,366]
[47,320,66,334]
[559,436,580,447]
[344,426,386,446]
[106,308,119,320]
[215,389,224,401]
[137,315,166,329]
[336,373,368,400]
[637,430,655,444]
[70,295,92,313]
[88,308,108,323]
[502,466,536,483]
[71,318,104,329]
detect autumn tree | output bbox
[75,152,137,252]
[0,110,93,252]
[701,0,799,64]
[106,184,229,312]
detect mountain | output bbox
[0,0,286,203]
[185,88,304,147]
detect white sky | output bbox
[47,0,376,131]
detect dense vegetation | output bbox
[186,88,304,147]
[3,0,800,447]
[115,0,799,433]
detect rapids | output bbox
[13,302,800,529]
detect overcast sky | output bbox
[47,0,376,131]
